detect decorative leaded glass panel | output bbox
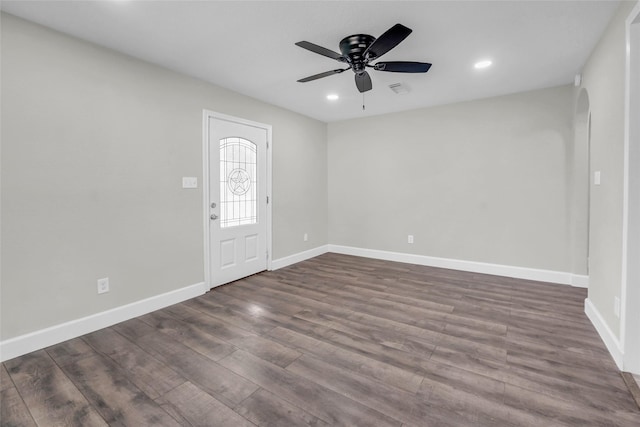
[219,137,257,228]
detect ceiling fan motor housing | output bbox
[339,34,375,72]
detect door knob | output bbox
[210,214,218,220]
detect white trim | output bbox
[570,274,589,288]
[202,110,273,289]
[621,0,640,373]
[328,244,582,285]
[202,110,212,289]
[266,125,273,271]
[0,282,206,363]
[585,298,624,369]
[271,245,329,270]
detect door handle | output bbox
[210,214,218,220]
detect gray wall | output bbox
[580,1,637,339]
[328,85,574,272]
[0,14,328,340]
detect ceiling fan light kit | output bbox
[295,23,432,94]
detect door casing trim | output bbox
[202,110,273,289]
[620,0,640,373]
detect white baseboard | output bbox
[270,245,329,270]
[584,298,624,369]
[0,282,206,363]
[570,274,589,288]
[328,244,583,286]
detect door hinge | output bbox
[266,250,269,260]
[267,196,269,204]
[266,140,269,149]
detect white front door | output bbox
[206,113,269,288]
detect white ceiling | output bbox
[1,0,620,123]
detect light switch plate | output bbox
[594,171,601,186]
[182,177,198,189]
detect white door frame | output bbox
[621,0,640,374]
[202,110,272,289]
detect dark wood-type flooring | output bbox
[2,253,640,426]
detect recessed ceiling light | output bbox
[326,94,339,101]
[474,60,493,69]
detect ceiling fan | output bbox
[295,24,432,93]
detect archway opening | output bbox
[571,88,591,278]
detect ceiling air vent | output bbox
[388,82,410,94]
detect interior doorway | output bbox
[573,89,591,277]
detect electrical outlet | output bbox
[408,235,414,244]
[614,296,620,318]
[303,233,308,242]
[97,277,110,294]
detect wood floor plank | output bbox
[184,298,283,335]
[343,283,455,314]
[219,349,401,427]
[293,309,438,357]
[155,381,255,427]
[343,309,443,345]
[4,350,107,426]
[502,359,640,414]
[506,349,631,395]
[45,337,96,367]
[268,326,424,393]
[57,353,181,426]
[166,300,303,367]
[276,320,436,376]
[622,372,640,410]
[286,353,457,426]
[420,376,545,427]
[434,331,507,363]
[243,274,330,301]
[81,328,187,400]
[507,323,611,356]
[504,383,640,427]
[418,357,506,402]
[216,282,309,316]
[234,388,329,427]
[1,386,38,427]
[505,332,618,371]
[134,331,259,407]
[218,284,345,323]
[139,308,237,362]
[1,364,13,392]
[111,317,157,341]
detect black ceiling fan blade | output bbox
[373,61,432,73]
[297,68,349,82]
[364,24,412,60]
[355,72,372,93]
[295,41,346,62]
